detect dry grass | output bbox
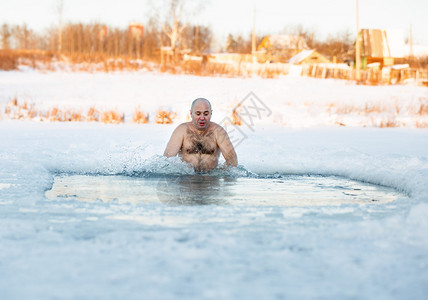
[328,102,389,116]
[155,110,176,124]
[49,107,63,122]
[260,68,280,79]
[328,97,428,120]
[364,103,382,114]
[418,102,428,116]
[324,101,428,128]
[379,119,399,128]
[100,110,125,124]
[232,104,242,125]
[64,110,84,122]
[133,107,149,124]
[66,53,155,73]
[2,98,125,124]
[4,97,33,120]
[416,121,428,128]
[2,98,183,125]
[0,50,155,72]
[87,107,100,122]
[3,98,428,129]
[0,50,57,71]
[170,60,290,78]
[0,50,19,70]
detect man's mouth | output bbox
[198,121,205,127]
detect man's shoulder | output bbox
[210,122,226,132]
[208,122,228,140]
[170,123,190,137]
[176,122,191,131]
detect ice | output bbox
[0,183,13,190]
[1,70,428,299]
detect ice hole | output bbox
[45,173,405,206]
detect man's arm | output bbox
[216,126,238,167]
[163,124,185,157]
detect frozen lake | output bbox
[1,69,428,299]
[1,113,427,300]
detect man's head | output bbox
[190,98,212,131]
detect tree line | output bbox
[1,8,356,65]
[1,21,212,60]
[1,0,425,67]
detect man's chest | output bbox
[182,131,217,155]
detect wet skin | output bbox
[163,100,237,171]
[182,124,220,172]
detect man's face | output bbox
[190,100,212,131]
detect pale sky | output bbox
[0,0,427,44]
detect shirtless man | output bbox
[163,98,238,172]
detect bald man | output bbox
[164,98,238,172]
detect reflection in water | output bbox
[45,174,237,206]
[156,175,236,206]
[45,175,160,204]
[45,174,402,206]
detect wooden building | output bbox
[360,29,405,67]
[288,49,330,65]
[257,35,309,63]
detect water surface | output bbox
[45,173,402,206]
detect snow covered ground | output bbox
[1,68,427,127]
[1,69,428,299]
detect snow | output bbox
[1,69,427,128]
[288,49,315,64]
[412,44,428,57]
[1,69,428,299]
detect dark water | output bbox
[45,173,403,206]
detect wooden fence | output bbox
[301,64,428,86]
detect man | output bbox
[164,98,238,172]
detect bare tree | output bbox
[162,0,186,54]
[142,17,161,59]
[282,24,316,49]
[182,25,212,53]
[55,0,64,52]
[313,30,354,62]
[1,24,12,49]
[12,24,31,49]
[224,33,260,54]
[225,34,237,53]
[154,0,205,57]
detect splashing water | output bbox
[45,155,404,207]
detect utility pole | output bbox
[409,24,414,58]
[355,0,361,82]
[252,5,256,63]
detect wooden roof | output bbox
[360,29,405,58]
[288,50,330,64]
